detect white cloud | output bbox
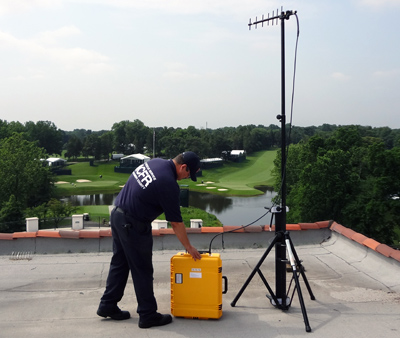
[331,72,351,81]
[0,0,282,16]
[35,26,81,45]
[162,62,219,82]
[84,0,280,14]
[357,0,400,8]
[0,29,112,74]
[0,0,61,15]
[373,69,400,78]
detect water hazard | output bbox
[63,190,277,226]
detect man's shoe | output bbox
[97,307,130,320]
[138,313,172,329]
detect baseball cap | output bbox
[182,151,200,182]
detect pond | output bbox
[62,190,277,226]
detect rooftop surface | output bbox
[1,222,400,337]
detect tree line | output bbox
[1,119,399,160]
[1,119,400,245]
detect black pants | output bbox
[99,208,157,320]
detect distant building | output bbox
[200,158,223,169]
[44,157,70,175]
[111,154,124,160]
[115,153,151,173]
[45,158,67,167]
[120,154,150,167]
[222,150,247,162]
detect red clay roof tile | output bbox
[286,224,302,231]
[299,223,319,230]
[362,238,380,251]
[201,227,224,233]
[244,225,263,233]
[0,233,14,240]
[59,230,80,239]
[151,229,161,236]
[186,228,202,234]
[330,222,346,234]
[13,232,37,238]
[223,226,245,233]
[79,230,100,239]
[315,220,331,228]
[341,228,357,239]
[99,229,112,237]
[37,230,61,238]
[159,228,175,235]
[375,244,394,258]
[350,232,368,245]
[389,249,400,263]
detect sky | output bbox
[1,0,400,132]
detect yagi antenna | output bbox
[248,7,296,30]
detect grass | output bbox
[53,150,278,197]
[53,161,130,195]
[52,151,277,227]
[67,205,221,228]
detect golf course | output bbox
[53,150,278,226]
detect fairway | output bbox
[55,150,278,197]
[218,151,276,190]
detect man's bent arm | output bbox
[170,222,202,260]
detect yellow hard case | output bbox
[170,252,226,319]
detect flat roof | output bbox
[1,223,400,337]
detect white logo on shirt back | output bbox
[133,163,156,189]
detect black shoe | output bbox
[97,306,130,320]
[138,313,172,329]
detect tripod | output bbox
[230,208,315,332]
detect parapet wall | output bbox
[0,222,332,255]
[1,221,399,268]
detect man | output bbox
[97,151,202,329]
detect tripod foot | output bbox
[306,325,312,332]
[267,295,291,308]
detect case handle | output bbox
[222,276,228,294]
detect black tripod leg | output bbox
[291,267,312,332]
[288,235,316,300]
[231,234,279,307]
[256,269,281,308]
[285,236,312,332]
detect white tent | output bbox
[46,158,67,167]
[120,153,150,166]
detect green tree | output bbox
[25,120,64,155]
[65,135,83,159]
[100,132,113,160]
[275,126,400,244]
[0,195,25,232]
[0,134,54,232]
[47,198,77,228]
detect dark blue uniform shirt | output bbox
[114,158,183,223]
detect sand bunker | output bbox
[55,181,68,184]
[218,188,228,191]
[206,187,217,189]
[76,179,92,183]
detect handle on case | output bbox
[222,276,228,294]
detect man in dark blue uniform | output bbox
[97,152,202,328]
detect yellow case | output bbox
[171,252,225,319]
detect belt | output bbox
[114,207,148,225]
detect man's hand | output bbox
[170,221,202,261]
[186,245,202,261]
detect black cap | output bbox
[182,151,200,182]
